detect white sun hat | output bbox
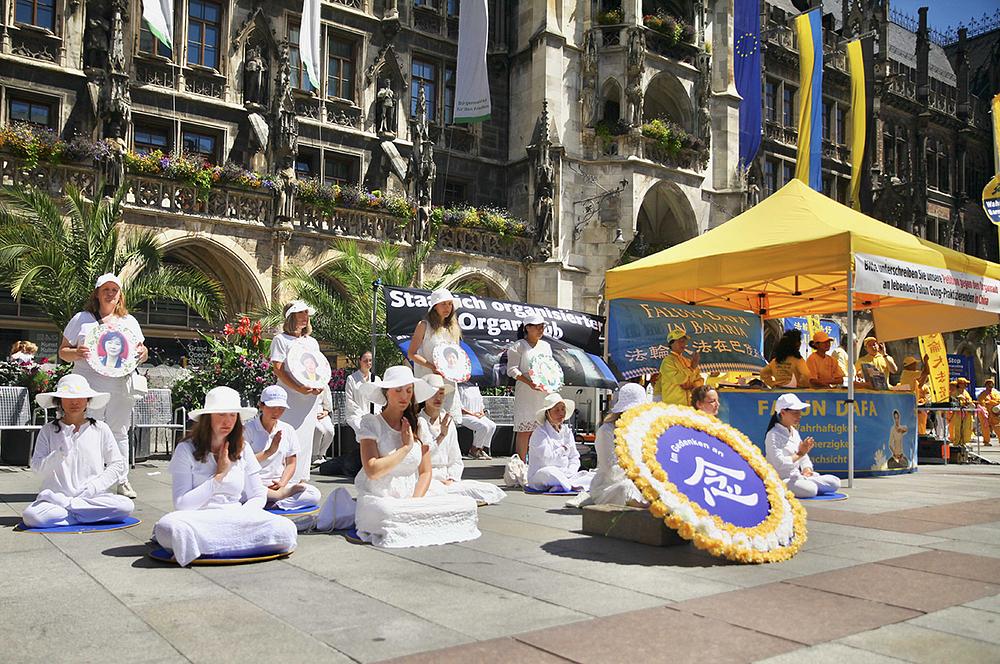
[259,385,289,409]
[95,273,122,289]
[611,382,648,414]
[535,392,576,424]
[284,300,316,318]
[521,313,545,326]
[36,374,110,410]
[189,386,258,422]
[427,288,461,312]
[363,365,438,406]
[422,373,456,396]
[773,393,810,413]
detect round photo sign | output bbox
[433,342,472,384]
[84,323,142,378]
[528,354,564,392]
[285,344,332,389]
[614,403,807,563]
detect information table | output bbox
[718,389,917,477]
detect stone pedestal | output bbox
[581,504,687,547]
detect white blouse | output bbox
[62,311,145,381]
[167,441,266,511]
[527,420,580,479]
[764,423,814,479]
[345,369,381,431]
[418,410,463,482]
[243,417,301,484]
[506,338,553,380]
[31,420,123,497]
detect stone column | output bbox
[706,0,743,227]
[271,225,292,305]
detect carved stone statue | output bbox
[276,158,297,222]
[375,78,396,135]
[101,137,126,197]
[534,157,554,250]
[83,0,111,71]
[100,0,130,143]
[625,79,643,127]
[243,45,267,106]
[580,31,599,128]
[406,83,435,244]
[626,27,646,76]
[272,42,298,163]
[625,27,646,128]
[696,52,711,146]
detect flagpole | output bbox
[846,263,855,489]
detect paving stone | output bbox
[581,504,686,547]
[906,606,1000,645]
[516,606,799,664]
[925,523,1000,545]
[925,539,1000,559]
[811,539,930,563]
[675,582,920,645]
[785,562,1000,612]
[754,641,907,663]
[381,637,572,664]
[887,503,1000,527]
[878,549,1000,584]
[839,622,1000,663]
[964,593,1000,614]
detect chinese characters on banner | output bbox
[783,316,842,358]
[608,300,765,379]
[918,333,949,403]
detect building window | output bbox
[134,124,171,154]
[323,154,356,186]
[9,96,53,128]
[836,106,846,146]
[938,149,950,193]
[447,0,459,15]
[926,145,937,189]
[764,159,778,196]
[296,149,318,178]
[140,19,173,58]
[414,0,435,7]
[15,0,55,31]
[181,128,218,161]
[821,101,830,140]
[781,161,794,186]
[444,65,456,124]
[411,59,437,121]
[326,34,355,101]
[895,127,909,180]
[883,124,895,177]
[187,0,221,69]
[443,179,467,205]
[782,87,795,127]
[764,80,777,123]
[289,24,314,91]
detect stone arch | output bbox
[599,77,623,125]
[629,180,698,258]
[159,235,268,318]
[642,71,693,131]
[445,269,514,300]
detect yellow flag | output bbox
[992,93,1000,174]
[918,333,949,403]
[806,315,822,342]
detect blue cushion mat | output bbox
[524,487,579,496]
[148,546,293,565]
[265,505,320,516]
[14,516,141,533]
[333,528,368,544]
[800,491,849,501]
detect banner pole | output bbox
[847,263,855,489]
[371,278,382,363]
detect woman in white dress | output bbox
[507,313,553,460]
[59,273,147,499]
[764,393,842,498]
[418,375,506,505]
[22,375,135,528]
[243,385,322,510]
[408,289,463,420]
[153,387,297,566]
[354,365,480,547]
[589,383,648,506]
[527,393,594,492]
[269,300,323,482]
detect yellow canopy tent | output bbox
[606,179,1000,483]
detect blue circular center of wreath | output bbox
[654,425,771,528]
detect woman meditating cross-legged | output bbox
[589,383,648,506]
[23,375,134,528]
[764,393,842,498]
[526,393,594,493]
[354,365,480,548]
[418,374,505,505]
[153,387,297,566]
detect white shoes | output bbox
[118,481,137,499]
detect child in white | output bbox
[243,385,322,510]
[527,393,594,492]
[153,387,297,566]
[419,375,505,505]
[764,393,842,498]
[23,374,134,528]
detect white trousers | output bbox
[88,376,136,483]
[314,416,336,456]
[527,467,595,492]
[461,414,497,451]
[269,483,322,510]
[23,489,134,528]
[787,473,842,498]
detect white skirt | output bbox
[431,479,506,505]
[153,505,298,566]
[354,493,480,548]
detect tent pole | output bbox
[846,263,855,489]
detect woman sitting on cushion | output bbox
[153,387,297,566]
[243,385,322,510]
[354,365,480,547]
[418,375,506,505]
[764,393,842,498]
[760,329,812,389]
[526,392,594,493]
[589,383,648,506]
[23,375,134,528]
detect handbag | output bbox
[126,372,149,400]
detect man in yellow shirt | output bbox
[658,328,703,406]
[806,331,845,388]
[977,378,1000,445]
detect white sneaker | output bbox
[118,480,137,499]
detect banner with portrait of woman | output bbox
[84,323,142,378]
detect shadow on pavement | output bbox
[0,493,39,502]
[540,535,731,569]
[102,544,166,568]
[462,465,506,480]
[0,515,22,527]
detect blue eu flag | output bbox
[735,0,762,171]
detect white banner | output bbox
[454,0,491,123]
[300,0,322,90]
[142,0,174,49]
[854,252,1000,313]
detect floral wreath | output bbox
[528,354,564,391]
[614,402,807,563]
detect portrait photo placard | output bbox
[285,344,332,389]
[84,323,142,378]
[433,342,472,384]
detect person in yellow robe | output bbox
[658,329,703,406]
[947,378,974,446]
[760,329,812,389]
[897,356,930,435]
[977,378,1000,446]
[856,336,898,388]
[805,331,844,388]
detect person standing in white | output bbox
[527,393,594,492]
[764,393,842,498]
[345,350,381,436]
[458,382,496,459]
[153,387,297,566]
[419,375,505,505]
[269,300,323,482]
[508,314,554,461]
[589,383,649,506]
[23,375,135,528]
[408,289,463,421]
[243,385,321,510]
[59,273,146,499]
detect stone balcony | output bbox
[585,132,707,173]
